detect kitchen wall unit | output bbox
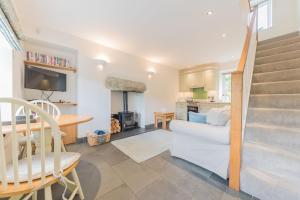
[179,64,217,92]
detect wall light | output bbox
[147,67,156,79]
[96,59,108,71]
[207,10,213,15]
[97,54,111,63]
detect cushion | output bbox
[188,112,207,124]
[6,152,81,183]
[206,107,230,126]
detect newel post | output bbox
[229,71,243,191]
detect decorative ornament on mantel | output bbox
[105,77,146,93]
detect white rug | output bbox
[111,130,173,163]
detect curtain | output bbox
[0,0,23,50]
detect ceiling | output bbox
[12,0,249,68]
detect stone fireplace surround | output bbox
[106,77,146,131]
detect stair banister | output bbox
[229,7,258,191]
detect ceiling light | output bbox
[207,10,213,15]
[222,33,227,38]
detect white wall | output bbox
[20,27,179,138]
[258,0,300,41]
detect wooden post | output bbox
[229,71,243,191]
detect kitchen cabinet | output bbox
[180,69,217,91]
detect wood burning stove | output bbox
[118,91,137,131]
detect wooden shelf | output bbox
[53,102,77,106]
[24,61,77,72]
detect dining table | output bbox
[2,114,93,153]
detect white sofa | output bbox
[169,119,230,179]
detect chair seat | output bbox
[6,152,80,183]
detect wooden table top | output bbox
[2,114,93,134]
[154,112,175,116]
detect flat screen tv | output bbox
[24,66,67,92]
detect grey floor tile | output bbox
[137,178,193,200]
[92,143,129,166]
[141,155,169,172]
[66,143,97,156]
[112,159,160,193]
[166,155,213,179]
[94,161,124,198]
[221,193,241,200]
[97,184,138,200]
[160,163,224,200]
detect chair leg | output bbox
[32,191,38,200]
[61,142,67,152]
[45,186,53,200]
[72,169,84,200]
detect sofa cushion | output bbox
[206,107,230,126]
[170,120,230,145]
[188,112,207,124]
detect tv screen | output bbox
[24,66,67,92]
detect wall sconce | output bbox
[96,59,108,71]
[147,67,156,79]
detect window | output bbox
[258,0,272,30]
[219,71,232,102]
[0,32,13,121]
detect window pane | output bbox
[258,1,272,30]
[221,73,231,102]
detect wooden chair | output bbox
[17,100,67,153]
[0,98,84,200]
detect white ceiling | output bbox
[12,0,249,68]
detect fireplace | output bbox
[106,77,146,131]
[118,91,137,131]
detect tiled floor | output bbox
[43,139,258,200]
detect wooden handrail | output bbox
[229,7,258,191]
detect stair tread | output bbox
[249,107,300,112]
[257,41,300,55]
[244,141,300,159]
[258,32,299,46]
[242,166,300,188]
[256,49,300,60]
[246,122,300,133]
[258,35,300,49]
[251,93,300,96]
[241,166,300,200]
[252,79,300,85]
[253,67,300,74]
[255,57,300,67]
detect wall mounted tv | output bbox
[24,66,67,92]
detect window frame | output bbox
[257,0,273,31]
[219,69,234,103]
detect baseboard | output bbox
[145,122,162,129]
[77,137,87,144]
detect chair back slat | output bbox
[0,106,8,188]
[25,108,33,185]
[11,104,19,186]
[40,120,46,182]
